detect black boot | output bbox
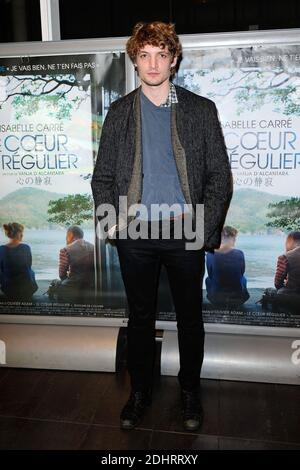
[120,389,152,430]
[181,389,203,432]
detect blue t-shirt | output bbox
[137,91,187,221]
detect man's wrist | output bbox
[108,224,117,239]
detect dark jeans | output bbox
[115,223,205,392]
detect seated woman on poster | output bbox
[0,222,38,301]
[274,231,300,297]
[205,225,250,308]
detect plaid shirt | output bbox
[159,82,178,107]
[274,254,288,289]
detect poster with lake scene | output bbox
[0,52,126,317]
[0,43,299,328]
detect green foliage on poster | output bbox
[266,197,300,231]
[47,193,93,226]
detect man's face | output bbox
[135,44,177,87]
[286,236,295,252]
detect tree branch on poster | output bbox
[266,197,300,230]
[47,193,93,226]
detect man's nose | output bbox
[149,56,158,69]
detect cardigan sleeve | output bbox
[91,105,118,229]
[203,101,233,250]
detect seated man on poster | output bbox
[49,225,95,303]
[92,21,232,432]
[205,225,249,308]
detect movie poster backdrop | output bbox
[0,42,299,328]
[0,52,126,317]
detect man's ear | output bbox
[171,55,178,68]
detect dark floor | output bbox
[0,359,300,451]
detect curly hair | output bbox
[126,21,182,76]
[3,222,24,239]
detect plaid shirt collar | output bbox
[159,82,178,107]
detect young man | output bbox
[91,21,232,431]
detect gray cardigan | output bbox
[91,85,233,250]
